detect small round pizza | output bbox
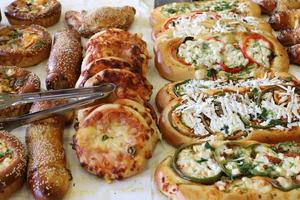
[155,32,289,82]
[82,28,150,74]
[5,0,61,27]
[150,0,261,27]
[83,68,153,102]
[0,25,51,67]
[76,57,143,88]
[156,72,296,111]
[152,11,273,41]
[155,141,300,200]
[160,83,300,147]
[0,66,40,119]
[0,131,27,200]
[73,101,159,182]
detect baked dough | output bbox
[0,25,51,67]
[82,28,150,75]
[152,11,273,41]
[73,102,158,182]
[155,141,300,200]
[159,82,300,147]
[155,72,296,111]
[155,32,289,81]
[150,0,261,27]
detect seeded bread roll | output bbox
[26,100,72,200]
[46,29,82,90]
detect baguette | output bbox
[155,141,300,200]
[46,29,82,90]
[155,32,289,81]
[5,0,61,27]
[159,83,300,147]
[26,100,72,200]
[150,0,261,26]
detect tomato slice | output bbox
[241,33,273,67]
[220,62,243,74]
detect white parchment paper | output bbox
[0,0,300,199]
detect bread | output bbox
[155,32,289,82]
[0,66,40,119]
[150,0,261,27]
[73,101,158,183]
[26,100,72,200]
[159,82,300,147]
[5,0,61,27]
[76,57,143,88]
[46,29,82,90]
[269,10,300,31]
[155,72,297,112]
[0,131,26,200]
[155,141,300,200]
[287,44,300,65]
[253,0,300,15]
[0,25,51,67]
[82,28,150,74]
[152,11,273,41]
[65,6,135,38]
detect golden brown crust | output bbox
[269,10,300,31]
[0,25,51,67]
[73,103,158,182]
[0,131,26,200]
[26,100,72,200]
[155,156,300,200]
[83,68,153,102]
[5,0,61,27]
[0,66,40,119]
[150,0,261,27]
[46,29,82,90]
[65,6,136,38]
[82,28,150,74]
[75,57,142,88]
[155,32,289,82]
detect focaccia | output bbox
[155,141,300,200]
[155,32,289,81]
[150,0,261,26]
[156,72,296,111]
[152,11,272,41]
[159,82,300,147]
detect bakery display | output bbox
[65,6,136,38]
[0,66,40,119]
[155,32,289,81]
[152,11,273,41]
[159,81,300,147]
[0,131,26,200]
[156,72,296,111]
[5,0,61,27]
[26,100,72,200]
[73,100,158,183]
[0,25,51,67]
[155,140,300,200]
[150,0,261,26]
[46,29,82,90]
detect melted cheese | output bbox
[246,39,272,67]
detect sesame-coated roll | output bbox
[46,29,82,90]
[26,100,72,200]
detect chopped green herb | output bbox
[196,158,208,164]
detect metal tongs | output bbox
[0,83,116,131]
